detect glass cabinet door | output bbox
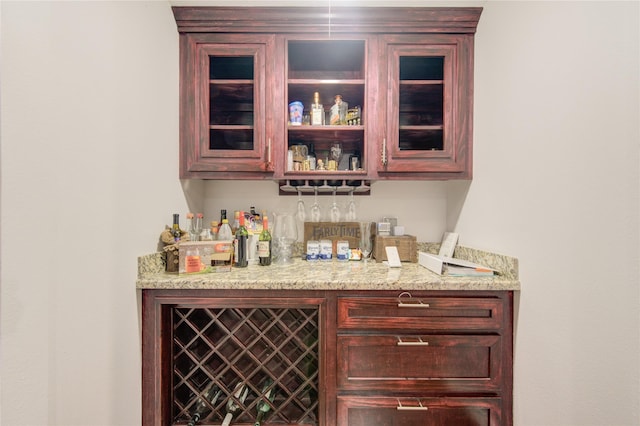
[180,35,275,177]
[379,34,473,177]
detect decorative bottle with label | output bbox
[258,216,272,266]
[234,211,249,267]
[172,214,181,242]
[311,92,324,126]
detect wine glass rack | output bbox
[172,305,320,425]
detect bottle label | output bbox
[185,255,201,273]
[258,241,270,257]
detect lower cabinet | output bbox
[335,292,513,426]
[141,289,513,425]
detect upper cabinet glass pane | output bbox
[398,55,445,151]
[399,56,443,80]
[288,40,365,80]
[208,55,255,151]
[209,56,254,79]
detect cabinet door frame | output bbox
[378,34,475,179]
[179,33,276,178]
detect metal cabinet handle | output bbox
[267,138,272,166]
[397,292,429,308]
[397,399,429,411]
[397,336,429,346]
[381,138,387,166]
[397,300,430,308]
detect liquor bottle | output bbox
[188,382,222,426]
[232,210,240,234]
[234,211,249,267]
[172,214,181,242]
[220,209,227,224]
[222,383,248,426]
[195,213,204,240]
[186,212,195,241]
[218,219,233,241]
[308,143,317,170]
[311,92,324,126]
[258,216,272,266]
[253,378,276,426]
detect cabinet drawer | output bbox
[337,334,502,393]
[338,296,504,331]
[337,396,502,426]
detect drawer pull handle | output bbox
[397,337,429,346]
[397,301,430,308]
[397,400,428,411]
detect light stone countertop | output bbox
[137,245,520,292]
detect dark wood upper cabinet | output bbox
[173,7,481,180]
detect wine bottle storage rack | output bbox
[172,306,319,425]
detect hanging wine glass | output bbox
[329,188,341,223]
[310,187,321,222]
[296,190,306,223]
[345,191,357,221]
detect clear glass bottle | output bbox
[218,219,233,241]
[194,213,203,240]
[311,92,324,126]
[185,212,196,241]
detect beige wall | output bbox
[1,1,638,424]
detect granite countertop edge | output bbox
[137,243,520,291]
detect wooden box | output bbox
[373,235,418,263]
[303,222,365,253]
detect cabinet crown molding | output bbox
[172,7,482,34]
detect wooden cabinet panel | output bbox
[337,396,502,426]
[178,33,277,178]
[337,334,501,392]
[337,295,504,331]
[377,34,475,178]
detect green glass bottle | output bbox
[258,216,272,266]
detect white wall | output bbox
[1,1,638,425]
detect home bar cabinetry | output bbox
[139,252,518,425]
[173,7,481,182]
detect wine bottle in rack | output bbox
[222,383,248,426]
[253,378,277,426]
[187,382,222,426]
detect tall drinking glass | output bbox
[359,221,373,261]
[273,213,298,265]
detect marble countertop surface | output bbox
[137,245,520,292]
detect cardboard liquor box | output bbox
[373,235,418,263]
